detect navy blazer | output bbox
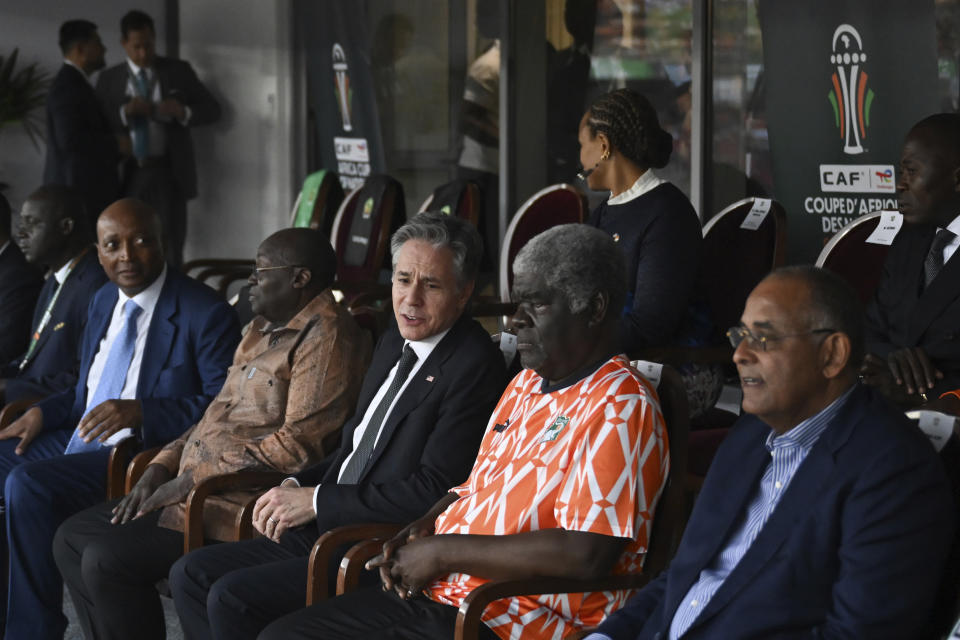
[43,64,120,218]
[0,242,43,366]
[597,384,954,639]
[34,269,240,449]
[866,222,960,397]
[3,249,107,402]
[295,314,508,534]
[96,57,221,200]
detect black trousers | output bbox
[258,586,500,640]
[123,162,187,268]
[53,499,183,640]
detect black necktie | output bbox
[339,344,419,484]
[924,228,956,288]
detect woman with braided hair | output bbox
[578,88,721,416]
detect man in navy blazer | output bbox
[43,20,123,225]
[0,194,43,369]
[590,266,954,640]
[0,198,239,638]
[1,186,107,404]
[167,212,508,640]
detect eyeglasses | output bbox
[726,325,835,352]
[250,265,303,280]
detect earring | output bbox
[601,150,610,161]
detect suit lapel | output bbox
[136,274,178,398]
[909,227,960,344]
[357,320,465,482]
[687,386,864,632]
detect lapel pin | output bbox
[54,322,66,331]
[425,375,435,382]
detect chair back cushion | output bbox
[422,179,482,228]
[334,174,405,285]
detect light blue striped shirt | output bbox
[665,385,856,639]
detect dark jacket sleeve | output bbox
[140,298,240,447]
[172,60,221,127]
[311,333,507,531]
[594,571,668,640]
[864,232,905,358]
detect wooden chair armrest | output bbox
[235,492,264,541]
[455,574,649,640]
[124,447,162,493]
[106,438,138,499]
[305,523,404,605]
[183,471,286,554]
[336,537,388,595]
[0,396,41,429]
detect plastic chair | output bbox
[815,211,893,304]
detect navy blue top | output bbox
[589,182,704,351]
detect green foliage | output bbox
[0,48,51,149]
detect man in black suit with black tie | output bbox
[96,10,221,268]
[53,211,509,640]
[43,20,124,226]
[1,186,107,404]
[862,113,960,405]
[0,194,43,369]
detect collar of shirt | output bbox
[606,169,666,206]
[117,263,167,317]
[53,251,83,284]
[126,58,154,81]
[405,326,451,362]
[63,59,93,85]
[764,383,857,454]
[257,288,338,336]
[936,213,960,264]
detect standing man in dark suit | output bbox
[96,10,221,268]
[863,113,960,405]
[0,194,43,368]
[0,198,239,639]
[1,186,107,404]
[588,267,953,640]
[43,20,124,226]
[159,212,508,640]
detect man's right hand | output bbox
[111,463,172,524]
[124,96,153,118]
[0,407,43,455]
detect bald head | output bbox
[96,199,165,296]
[259,228,337,292]
[898,114,960,227]
[249,228,337,323]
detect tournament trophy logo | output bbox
[827,24,875,155]
[332,43,353,132]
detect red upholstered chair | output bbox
[418,179,481,229]
[815,211,892,304]
[329,174,405,307]
[471,183,587,321]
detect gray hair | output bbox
[767,265,866,371]
[513,224,626,315]
[390,211,483,289]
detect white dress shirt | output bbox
[606,169,665,206]
[119,59,191,157]
[84,265,167,444]
[303,327,450,512]
[939,213,960,265]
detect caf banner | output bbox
[300,0,385,192]
[758,0,939,262]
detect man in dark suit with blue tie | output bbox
[43,20,124,226]
[0,198,239,638]
[0,186,107,404]
[96,10,221,267]
[0,194,43,369]
[586,267,954,640]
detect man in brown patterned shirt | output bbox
[52,227,371,638]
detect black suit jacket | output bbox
[866,223,960,396]
[0,243,43,366]
[294,315,508,534]
[95,57,221,200]
[2,249,107,402]
[43,64,120,218]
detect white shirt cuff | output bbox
[312,484,320,515]
[178,104,192,126]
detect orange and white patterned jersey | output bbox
[426,354,669,640]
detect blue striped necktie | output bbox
[65,300,143,454]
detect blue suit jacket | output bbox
[34,269,240,449]
[597,384,954,639]
[3,249,107,402]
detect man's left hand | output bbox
[155,98,186,121]
[76,399,142,443]
[368,536,445,600]
[251,486,315,542]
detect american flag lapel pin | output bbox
[426,375,435,382]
